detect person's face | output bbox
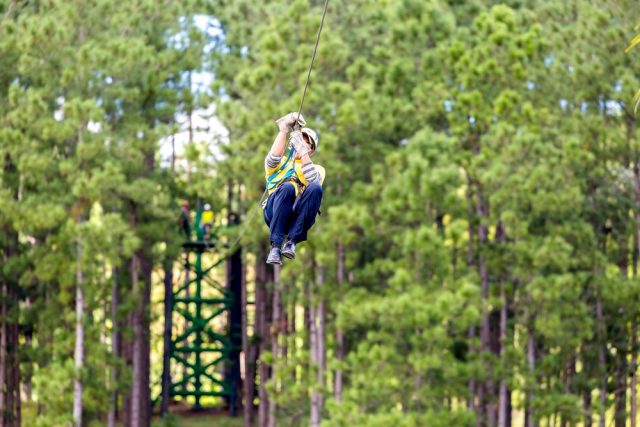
[300,133,315,157]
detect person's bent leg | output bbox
[266,183,296,245]
[287,182,323,244]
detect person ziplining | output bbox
[206,0,328,265]
[258,0,330,265]
[263,113,325,264]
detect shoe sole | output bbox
[266,259,282,265]
[281,251,295,260]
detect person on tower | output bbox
[201,203,214,240]
[179,200,191,240]
[263,112,325,265]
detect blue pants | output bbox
[264,182,323,245]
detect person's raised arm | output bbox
[269,129,288,158]
[265,129,288,171]
[265,113,306,171]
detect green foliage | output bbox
[2,0,640,425]
[1,0,209,424]
[212,0,640,425]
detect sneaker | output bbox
[266,247,282,265]
[281,241,296,260]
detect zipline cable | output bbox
[217,0,331,257]
[296,0,331,124]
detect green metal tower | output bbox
[167,207,236,410]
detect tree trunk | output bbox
[304,280,311,359]
[2,156,20,427]
[100,262,109,345]
[614,229,629,427]
[0,280,6,427]
[121,326,132,426]
[128,246,153,427]
[318,267,326,420]
[0,263,20,427]
[226,200,243,416]
[632,159,640,427]
[496,222,508,427]
[631,321,638,427]
[561,355,575,427]
[23,298,33,403]
[288,284,296,383]
[73,233,84,427]
[171,134,176,172]
[466,176,477,413]
[334,242,345,402]
[582,345,592,427]
[310,301,318,427]
[614,350,627,427]
[311,264,325,427]
[476,184,492,425]
[140,254,153,425]
[583,395,592,427]
[108,268,120,427]
[120,260,133,427]
[267,265,281,427]
[257,297,269,426]
[0,277,22,425]
[227,245,243,416]
[161,258,174,416]
[596,296,607,427]
[468,324,477,413]
[257,245,273,427]
[183,253,191,383]
[130,253,142,427]
[506,387,512,427]
[497,275,508,427]
[243,257,256,427]
[281,292,288,362]
[595,296,606,427]
[7,314,18,427]
[126,199,153,427]
[525,325,537,427]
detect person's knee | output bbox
[306,182,323,198]
[278,183,296,199]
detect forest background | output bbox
[1,0,640,426]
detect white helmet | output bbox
[204,203,211,210]
[301,127,319,152]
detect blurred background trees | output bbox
[1,0,640,426]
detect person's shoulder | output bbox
[314,164,326,184]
